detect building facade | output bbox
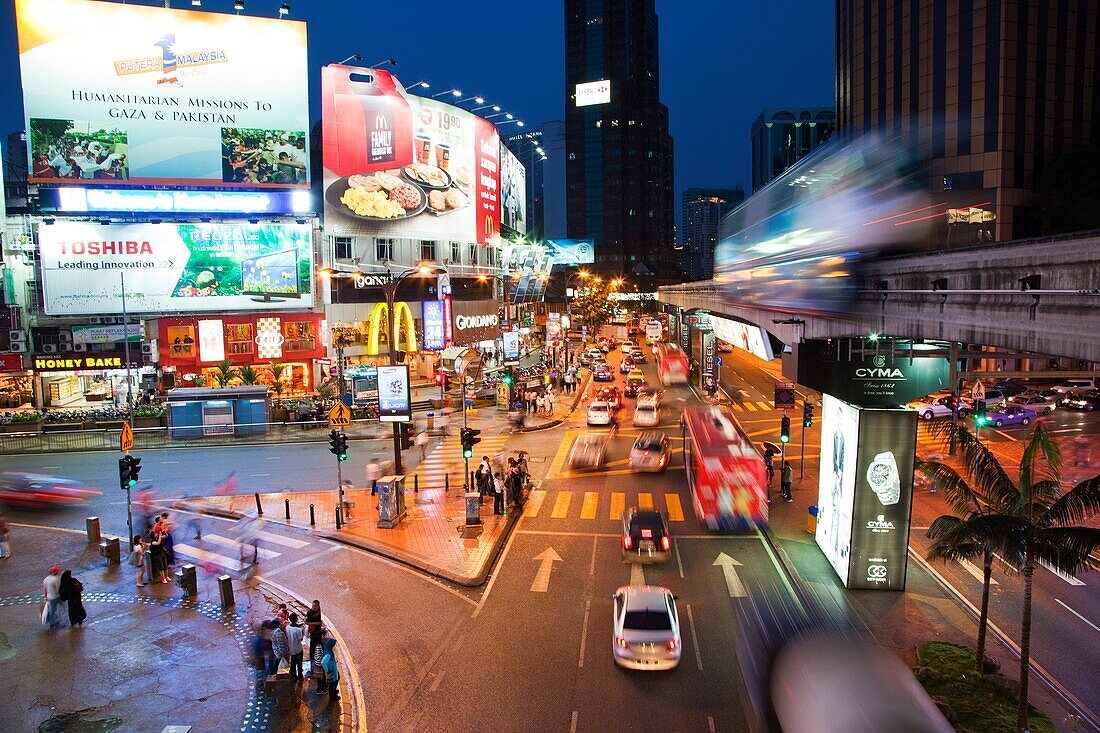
[504,130,546,242]
[681,188,745,281]
[564,0,675,275]
[836,0,1099,240]
[541,120,568,240]
[750,108,835,192]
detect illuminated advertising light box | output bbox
[502,331,520,365]
[501,244,552,304]
[575,80,611,107]
[40,187,314,216]
[197,319,225,363]
[816,394,917,590]
[376,365,411,422]
[499,143,526,238]
[422,300,445,352]
[321,65,500,246]
[38,221,314,315]
[710,315,774,361]
[16,0,310,191]
[797,341,949,407]
[546,238,595,265]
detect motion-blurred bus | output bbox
[681,406,767,530]
[654,343,690,386]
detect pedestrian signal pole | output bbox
[328,419,349,523]
[800,402,814,479]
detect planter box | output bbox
[134,416,164,429]
[2,420,43,434]
[96,420,125,431]
[271,408,290,423]
[44,422,83,433]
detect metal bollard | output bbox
[309,503,316,526]
[335,507,342,530]
[445,474,450,493]
[174,564,197,597]
[86,517,101,544]
[99,536,120,566]
[254,493,263,516]
[218,574,235,609]
[414,474,419,493]
[285,499,291,521]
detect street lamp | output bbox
[496,120,525,128]
[485,112,514,120]
[472,104,501,113]
[432,88,463,99]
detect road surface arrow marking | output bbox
[713,552,747,597]
[530,547,563,592]
[630,562,646,587]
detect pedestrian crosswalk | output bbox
[414,433,511,488]
[730,401,776,412]
[172,529,310,573]
[524,489,689,522]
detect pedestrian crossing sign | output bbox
[328,402,351,427]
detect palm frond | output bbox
[1046,475,1100,527]
[1020,420,1064,493]
[953,427,1020,511]
[926,514,986,563]
[916,460,983,517]
[1032,527,1100,576]
[965,513,1029,569]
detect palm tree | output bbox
[213,359,238,388]
[928,420,1100,731]
[237,365,258,385]
[268,362,287,398]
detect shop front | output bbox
[449,298,504,373]
[157,313,326,397]
[0,353,33,409]
[30,352,146,409]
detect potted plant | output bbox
[4,410,44,433]
[238,365,258,385]
[192,374,207,388]
[133,405,166,428]
[213,359,237,388]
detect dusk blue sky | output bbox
[0,0,835,229]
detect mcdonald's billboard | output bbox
[321,65,502,246]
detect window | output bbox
[375,238,394,261]
[623,610,672,631]
[450,241,461,263]
[333,236,353,260]
[486,247,496,267]
[420,240,437,261]
[467,245,479,266]
[226,323,253,355]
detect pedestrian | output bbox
[548,390,556,415]
[366,458,382,496]
[493,472,505,515]
[0,511,10,559]
[306,600,323,661]
[764,450,775,486]
[130,536,147,587]
[320,638,341,700]
[157,513,176,566]
[271,617,290,672]
[781,461,794,503]
[416,428,429,461]
[60,570,87,627]
[438,410,450,437]
[564,369,574,394]
[148,527,168,584]
[43,565,64,629]
[257,620,277,676]
[311,629,328,693]
[286,612,305,681]
[275,602,290,627]
[506,457,519,505]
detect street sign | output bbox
[120,423,133,453]
[774,382,796,409]
[328,402,351,427]
[971,379,986,400]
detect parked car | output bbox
[1008,392,1058,413]
[717,340,734,353]
[611,585,681,670]
[568,433,608,469]
[629,431,670,472]
[1051,378,1097,395]
[633,398,661,427]
[975,389,1008,408]
[621,507,672,562]
[991,379,1027,397]
[906,396,971,420]
[982,404,1037,427]
[587,401,614,426]
[1062,390,1100,411]
[593,364,615,382]
[596,386,624,410]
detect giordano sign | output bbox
[797,341,949,407]
[450,299,501,345]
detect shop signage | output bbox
[41,188,313,217]
[255,318,284,360]
[353,273,390,289]
[679,322,690,352]
[422,300,445,351]
[502,331,520,365]
[575,79,612,107]
[0,353,26,372]
[33,354,137,371]
[545,239,594,265]
[608,292,657,301]
[701,333,717,389]
[197,319,225,363]
[797,342,949,407]
[72,323,142,345]
[450,299,499,345]
[376,365,411,423]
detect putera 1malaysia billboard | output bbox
[16,0,310,190]
[38,221,314,315]
[321,65,500,246]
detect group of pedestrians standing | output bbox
[763,449,795,503]
[41,564,87,629]
[474,451,529,515]
[130,512,176,586]
[251,599,340,702]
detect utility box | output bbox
[99,536,120,566]
[376,475,407,529]
[465,492,482,526]
[174,564,197,597]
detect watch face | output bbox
[866,451,901,505]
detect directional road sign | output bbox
[328,402,352,427]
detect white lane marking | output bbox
[674,543,685,579]
[429,668,445,692]
[1056,599,1100,633]
[516,529,620,538]
[259,545,342,580]
[630,562,646,586]
[960,558,999,586]
[172,542,242,571]
[713,552,747,597]
[1040,559,1086,586]
[991,428,1016,441]
[160,460,179,465]
[569,711,578,733]
[204,533,279,559]
[41,465,62,469]
[589,534,597,577]
[256,531,310,549]
[992,553,1019,574]
[708,716,717,733]
[248,473,270,478]
[686,603,703,671]
[530,547,563,593]
[578,599,590,668]
[265,455,284,460]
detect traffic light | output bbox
[974,399,988,427]
[434,369,445,386]
[399,423,415,450]
[328,430,349,461]
[118,454,141,490]
[501,370,514,387]
[780,415,791,444]
[802,402,814,428]
[460,427,482,459]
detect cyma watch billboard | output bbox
[797,341,949,406]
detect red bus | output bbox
[654,343,690,386]
[681,405,768,530]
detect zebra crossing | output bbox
[524,489,687,522]
[172,529,310,572]
[729,400,777,412]
[415,433,511,487]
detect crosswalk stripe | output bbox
[205,533,280,559]
[255,531,309,549]
[551,491,572,518]
[525,490,547,518]
[741,402,757,412]
[610,492,625,521]
[638,492,653,510]
[665,493,685,522]
[173,543,242,571]
[580,492,599,519]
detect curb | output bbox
[518,371,591,433]
[317,507,522,588]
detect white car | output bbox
[1008,392,1058,413]
[1052,379,1097,395]
[621,340,636,354]
[612,585,681,670]
[567,433,608,469]
[633,399,660,427]
[587,400,614,426]
[629,431,670,472]
[906,396,971,420]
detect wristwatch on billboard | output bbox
[866,451,901,506]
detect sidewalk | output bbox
[0,524,351,733]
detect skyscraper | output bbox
[564,0,675,275]
[750,107,835,192]
[681,188,744,281]
[836,1,1099,240]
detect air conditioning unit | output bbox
[101,316,117,325]
[140,343,153,355]
[72,343,88,352]
[59,343,73,353]
[9,343,27,353]
[41,344,59,354]
[58,331,73,343]
[8,330,26,343]
[88,317,102,325]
